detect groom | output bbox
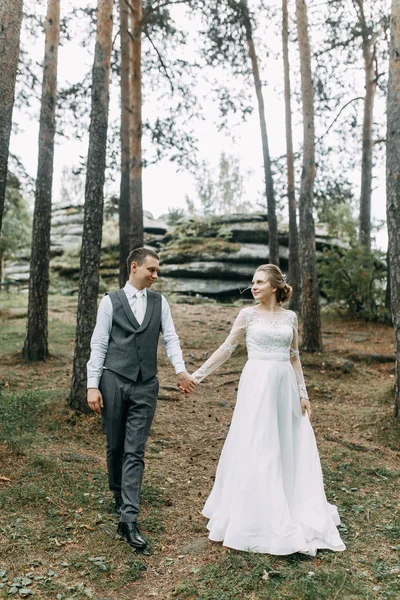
[87,247,197,550]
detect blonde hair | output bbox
[255,264,293,304]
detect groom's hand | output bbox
[177,372,197,395]
[87,388,104,414]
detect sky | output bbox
[10,0,388,251]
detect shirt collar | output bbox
[124,282,147,298]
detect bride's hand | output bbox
[300,398,312,419]
[177,371,197,395]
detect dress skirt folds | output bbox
[193,308,345,556]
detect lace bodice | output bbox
[192,307,309,399]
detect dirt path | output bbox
[1,301,399,600]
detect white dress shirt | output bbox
[87,282,186,388]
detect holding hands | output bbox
[177,371,198,395]
[88,374,197,414]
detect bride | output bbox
[191,264,345,556]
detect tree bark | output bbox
[295,0,322,352]
[385,249,391,313]
[355,0,377,249]
[69,0,113,413]
[386,0,400,421]
[119,0,131,285]
[282,0,301,309]
[0,0,23,233]
[23,0,60,361]
[240,0,279,266]
[129,0,143,250]
[0,254,5,283]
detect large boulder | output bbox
[4,208,347,301]
[155,214,346,299]
[50,205,167,256]
[154,276,250,298]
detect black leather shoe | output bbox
[114,495,123,517]
[117,521,147,550]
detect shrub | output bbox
[319,244,390,323]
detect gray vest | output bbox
[103,288,162,382]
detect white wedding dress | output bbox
[192,307,345,556]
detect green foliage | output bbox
[59,165,85,206]
[217,224,233,241]
[315,179,357,241]
[167,207,186,225]
[187,152,251,216]
[164,217,240,256]
[319,244,390,322]
[0,173,32,265]
[169,217,215,242]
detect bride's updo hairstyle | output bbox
[255,264,293,304]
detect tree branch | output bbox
[317,96,364,142]
[372,138,386,146]
[146,0,194,12]
[144,31,174,93]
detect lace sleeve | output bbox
[192,309,247,383]
[290,312,309,400]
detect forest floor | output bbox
[0,293,399,600]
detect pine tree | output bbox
[295,0,322,352]
[0,0,23,232]
[282,0,301,308]
[23,0,60,361]
[130,0,143,250]
[69,0,114,412]
[240,0,279,265]
[386,0,400,421]
[119,0,131,285]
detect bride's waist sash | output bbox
[247,351,290,362]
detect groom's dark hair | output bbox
[127,247,160,274]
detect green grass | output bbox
[171,552,371,600]
[0,439,160,598]
[0,389,55,451]
[172,546,400,600]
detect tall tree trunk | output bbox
[358,5,377,248]
[129,0,143,250]
[69,0,113,413]
[0,254,5,283]
[119,0,131,285]
[295,0,322,352]
[386,0,400,422]
[385,249,391,314]
[240,0,279,266]
[0,0,23,233]
[23,0,60,361]
[282,0,301,309]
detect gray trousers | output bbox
[99,369,159,523]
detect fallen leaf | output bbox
[261,569,269,581]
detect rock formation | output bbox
[4,205,346,300]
